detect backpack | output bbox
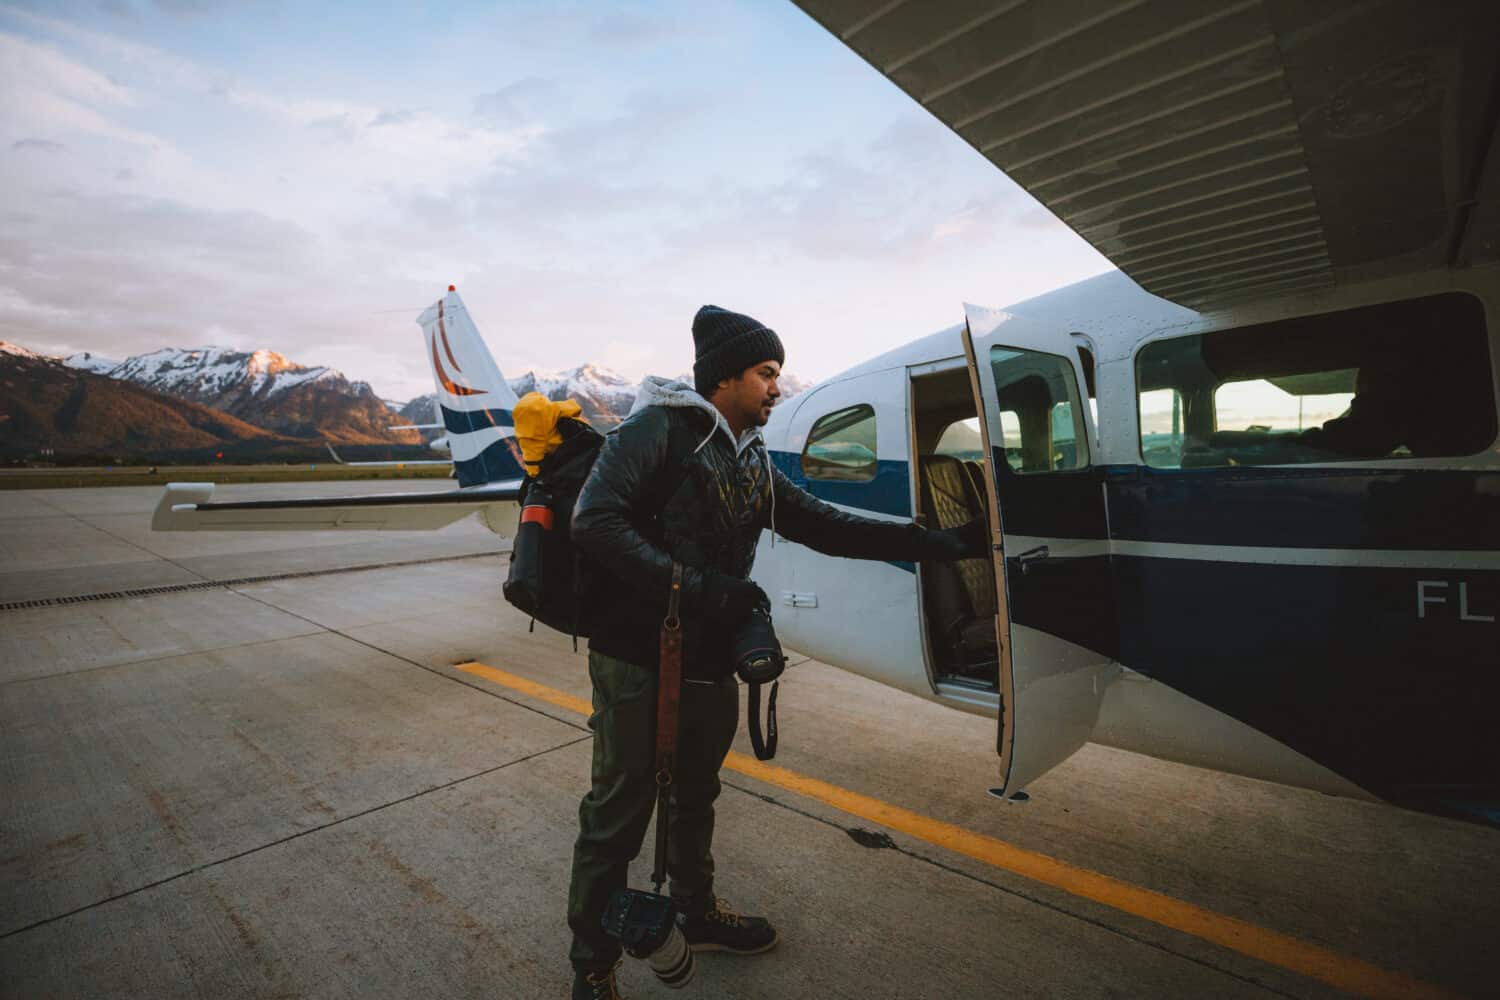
[503,415,692,644]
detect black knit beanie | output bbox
[691,305,785,397]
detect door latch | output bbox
[1016,545,1050,575]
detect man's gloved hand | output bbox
[920,517,989,561]
[702,572,769,623]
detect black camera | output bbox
[730,604,786,684]
[601,888,694,988]
[730,604,785,760]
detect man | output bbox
[567,305,983,999]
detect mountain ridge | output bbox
[1,344,295,459]
[8,339,816,460]
[62,346,414,446]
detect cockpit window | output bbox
[802,403,877,482]
[1136,292,1495,468]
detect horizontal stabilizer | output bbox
[152,480,522,532]
[324,444,451,468]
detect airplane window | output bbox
[989,347,1089,473]
[1135,291,1495,468]
[1215,376,1355,438]
[934,417,984,461]
[999,412,1022,464]
[1139,388,1185,467]
[802,403,877,482]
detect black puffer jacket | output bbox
[572,378,936,678]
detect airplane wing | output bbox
[790,0,1500,310]
[152,480,523,532]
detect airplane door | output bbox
[962,304,1119,796]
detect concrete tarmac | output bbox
[1,482,1496,999]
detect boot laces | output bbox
[706,896,742,928]
[584,962,622,1000]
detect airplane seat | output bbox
[918,455,998,681]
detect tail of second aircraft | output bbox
[416,287,525,488]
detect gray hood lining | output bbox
[630,375,764,455]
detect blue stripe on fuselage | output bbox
[768,449,912,519]
[772,448,1500,553]
[1103,464,1500,550]
[769,449,913,571]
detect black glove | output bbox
[701,573,769,623]
[921,518,989,561]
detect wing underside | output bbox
[792,0,1500,310]
[152,481,523,532]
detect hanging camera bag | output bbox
[729,599,787,761]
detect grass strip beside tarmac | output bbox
[0,464,455,490]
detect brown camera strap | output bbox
[651,562,684,893]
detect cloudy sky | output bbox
[0,0,1111,402]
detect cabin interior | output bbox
[909,365,1000,691]
[908,345,1099,692]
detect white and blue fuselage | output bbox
[754,265,1499,822]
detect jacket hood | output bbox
[630,375,762,454]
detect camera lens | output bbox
[647,924,694,988]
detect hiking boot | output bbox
[673,894,779,954]
[571,963,623,1000]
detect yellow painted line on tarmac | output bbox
[457,660,1452,1000]
[456,661,594,717]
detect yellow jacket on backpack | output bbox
[514,392,584,476]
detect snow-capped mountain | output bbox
[2,343,284,458]
[62,351,122,374]
[62,346,415,445]
[398,364,813,432]
[509,363,642,426]
[106,347,341,405]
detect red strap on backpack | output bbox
[520,505,554,530]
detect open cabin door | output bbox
[963,304,1120,797]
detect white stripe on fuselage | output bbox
[1003,535,1500,571]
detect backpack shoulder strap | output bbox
[643,407,703,519]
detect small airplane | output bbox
[153,269,1500,822]
[378,395,454,462]
[154,1,1500,823]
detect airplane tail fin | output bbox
[416,287,525,488]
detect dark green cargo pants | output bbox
[567,650,739,972]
